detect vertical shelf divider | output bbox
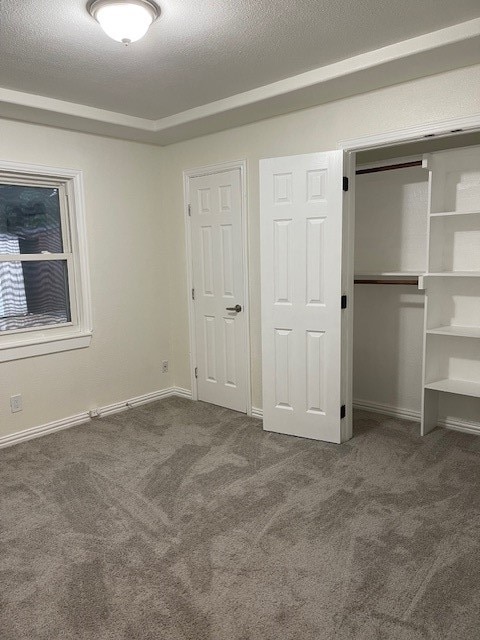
[421,154,436,435]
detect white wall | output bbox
[162,63,480,411]
[0,121,171,437]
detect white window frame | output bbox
[0,160,92,362]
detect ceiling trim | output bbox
[1,17,479,145]
[153,18,480,133]
[0,86,155,130]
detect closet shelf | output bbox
[425,379,480,398]
[354,272,423,277]
[427,325,480,339]
[430,209,480,217]
[424,272,480,278]
[354,272,422,286]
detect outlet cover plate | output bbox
[10,394,23,413]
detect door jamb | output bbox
[183,160,252,416]
[339,113,480,436]
[341,150,356,442]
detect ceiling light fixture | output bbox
[88,0,160,45]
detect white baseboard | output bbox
[0,386,193,450]
[354,398,480,435]
[437,417,480,435]
[251,407,263,419]
[172,387,193,399]
[0,412,91,450]
[99,387,176,417]
[353,399,421,422]
[3,390,477,451]
[98,386,192,417]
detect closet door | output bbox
[260,151,348,443]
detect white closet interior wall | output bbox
[353,163,428,416]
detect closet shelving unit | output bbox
[421,146,480,433]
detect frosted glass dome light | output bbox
[88,0,160,45]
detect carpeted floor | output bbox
[1,397,480,639]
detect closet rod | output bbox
[354,279,419,285]
[356,160,423,175]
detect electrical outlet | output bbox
[10,394,23,413]
[162,360,168,373]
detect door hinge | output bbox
[341,295,347,309]
[340,405,346,419]
[194,366,198,379]
[343,176,349,192]
[192,288,195,300]
[188,204,191,216]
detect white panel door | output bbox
[190,169,247,412]
[260,151,346,442]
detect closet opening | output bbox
[352,131,480,436]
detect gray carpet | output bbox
[1,397,480,640]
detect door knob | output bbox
[226,304,242,312]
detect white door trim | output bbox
[183,159,252,416]
[339,113,480,152]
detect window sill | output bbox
[0,331,92,362]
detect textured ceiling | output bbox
[0,0,479,120]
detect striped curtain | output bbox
[0,234,28,318]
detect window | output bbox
[0,161,92,362]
